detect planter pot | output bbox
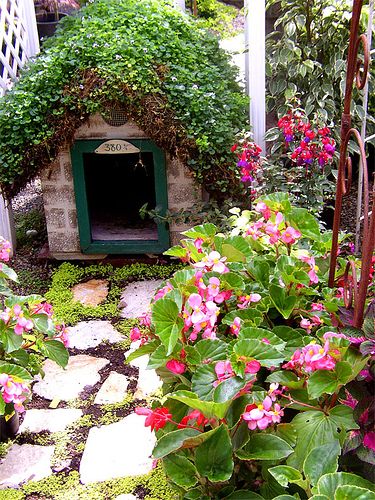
[36,12,66,40]
[0,412,19,442]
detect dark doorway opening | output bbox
[83,152,158,241]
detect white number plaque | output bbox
[94,140,140,154]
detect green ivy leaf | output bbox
[195,424,234,482]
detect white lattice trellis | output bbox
[0,0,39,96]
[0,0,39,252]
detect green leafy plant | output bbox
[0,238,69,419]
[0,0,248,200]
[195,0,240,37]
[128,193,374,498]
[266,0,375,147]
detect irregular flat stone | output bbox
[72,279,109,306]
[33,355,109,401]
[0,444,54,488]
[68,320,123,350]
[94,372,129,405]
[79,413,156,484]
[19,409,82,434]
[125,348,162,400]
[120,280,163,318]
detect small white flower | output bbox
[192,84,198,90]
[115,54,122,60]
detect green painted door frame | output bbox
[71,139,170,254]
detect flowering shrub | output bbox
[263,105,337,216]
[0,238,69,419]
[129,194,374,498]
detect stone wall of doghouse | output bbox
[40,113,202,258]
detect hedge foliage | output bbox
[0,0,248,199]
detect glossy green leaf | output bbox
[317,473,375,498]
[287,207,321,241]
[334,485,375,500]
[268,465,304,487]
[303,440,340,486]
[239,327,286,350]
[153,428,200,459]
[266,370,304,389]
[233,339,285,367]
[151,298,183,355]
[194,339,228,363]
[269,284,297,319]
[195,424,234,482]
[0,361,32,381]
[41,340,69,368]
[168,390,230,419]
[236,434,293,461]
[191,364,216,401]
[163,454,198,488]
[126,340,160,363]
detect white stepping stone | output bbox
[0,444,54,488]
[119,279,163,318]
[79,413,156,484]
[94,372,129,405]
[67,320,123,350]
[125,346,162,400]
[19,409,82,434]
[33,355,109,401]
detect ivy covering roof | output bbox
[0,0,248,199]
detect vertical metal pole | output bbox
[245,0,266,152]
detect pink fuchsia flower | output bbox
[364,432,375,451]
[238,293,261,309]
[194,251,228,274]
[230,317,241,337]
[280,226,301,245]
[130,327,142,342]
[135,406,172,431]
[166,359,186,375]
[0,238,11,262]
[255,202,271,220]
[242,396,283,430]
[311,303,325,311]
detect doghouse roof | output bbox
[0,0,248,199]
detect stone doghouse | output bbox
[41,113,202,259]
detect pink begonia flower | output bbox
[32,302,54,317]
[230,317,241,336]
[14,315,33,336]
[214,290,232,304]
[283,340,338,373]
[268,383,283,401]
[245,360,261,374]
[194,251,228,274]
[311,315,322,326]
[242,396,283,430]
[0,373,31,413]
[54,324,70,348]
[363,432,375,451]
[135,406,172,431]
[206,277,220,301]
[139,312,151,328]
[166,359,186,375]
[0,238,11,262]
[300,318,312,331]
[213,360,234,387]
[0,308,11,324]
[280,226,301,245]
[254,202,271,220]
[336,287,344,299]
[238,293,261,309]
[154,282,173,301]
[130,327,141,342]
[311,303,325,311]
[246,220,264,240]
[194,238,204,253]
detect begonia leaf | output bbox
[317,473,375,498]
[191,364,217,401]
[151,298,183,355]
[233,339,285,367]
[235,434,293,461]
[195,424,234,482]
[269,284,297,319]
[268,465,305,488]
[0,361,32,381]
[266,370,304,389]
[153,428,200,459]
[334,485,375,500]
[303,440,341,486]
[168,390,230,419]
[163,454,198,488]
[41,339,69,368]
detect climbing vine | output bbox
[0,0,248,199]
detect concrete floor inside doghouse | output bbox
[84,151,158,241]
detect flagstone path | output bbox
[0,280,163,498]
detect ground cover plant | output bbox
[129,193,374,498]
[0,0,247,200]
